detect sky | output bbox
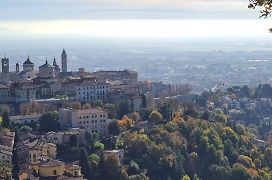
[0,0,270,38]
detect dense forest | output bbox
[83,113,272,180]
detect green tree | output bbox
[249,0,272,19]
[159,103,172,121]
[117,100,130,119]
[38,111,60,133]
[148,111,163,124]
[1,110,10,128]
[19,126,32,133]
[82,103,92,109]
[88,154,100,167]
[69,135,78,147]
[104,104,117,119]
[71,102,81,110]
[12,129,19,180]
[79,148,92,179]
[142,94,147,108]
[182,175,191,180]
[94,100,104,108]
[108,120,121,136]
[103,154,128,180]
[231,163,252,180]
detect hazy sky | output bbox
[0,0,270,38]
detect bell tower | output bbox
[16,63,20,73]
[1,56,9,83]
[61,49,67,73]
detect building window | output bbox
[53,170,57,175]
[75,171,78,176]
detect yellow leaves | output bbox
[172,112,184,123]
[237,155,255,169]
[138,128,145,134]
[241,135,250,145]
[119,115,133,131]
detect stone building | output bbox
[23,57,34,72]
[12,80,37,102]
[92,69,138,84]
[53,57,60,76]
[59,108,109,136]
[10,114,41,125]
[0,83,10,102]
[38,60,55,78]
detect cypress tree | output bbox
[2,110,10,128]
[79,148,92,179]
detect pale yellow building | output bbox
[59,108,109,136]
[25,159,84,180]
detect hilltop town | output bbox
[0,50,272,179]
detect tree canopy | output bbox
[108,120,121,136]
[38,111,60,133]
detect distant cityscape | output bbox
[1,48,272,179]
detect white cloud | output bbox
[0,0,254,20]
[1,19,270,38]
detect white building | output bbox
[59,108,109,136]
[45,130,81,145]
[103,149,124,163]
[76,82,109,103]
[10,114,41,125]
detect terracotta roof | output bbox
[0,83,9,89]
[65,164,81,170]
[0,146,12,156]
[39,158,64,167]
[76,108,105,115]
[10,114,41,121]
[79,81,109,86]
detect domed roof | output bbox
[23,57,34,65]
[39,60,53,68]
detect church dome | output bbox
[23,57,34,65]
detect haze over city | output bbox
[1,1,272,179]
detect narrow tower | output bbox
[16,63,20,73]
[1,56,9,83]
[61,49,67,73]
[53,57,60,75]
